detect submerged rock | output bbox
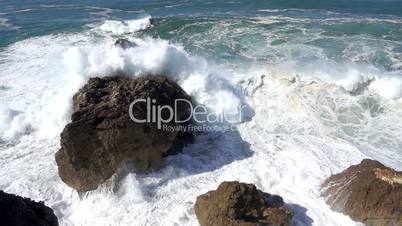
[55,76,193,192]
[322,159,402,226]
[114,38,137,49]
[0,191,58,226]
[194,181,293,226]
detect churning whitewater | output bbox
[1,13,402,226]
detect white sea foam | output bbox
[268,62,402,101]
[99,16,152,35]
[0,18,11,28]
[0,17,20,30]
[0,20,247,140]
[0,105,27,140]
[0,17,402,226]
[370,74,402,99]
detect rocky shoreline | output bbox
[54,75,401,226]
[3,74,401,226]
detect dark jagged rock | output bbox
[0,191,58,226]
[114,38,137,49]
[322,159,402,226]
[194,181,293,226]
[55,76,193,192]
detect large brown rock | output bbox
[55,76,192,192]
[322,159,402,226]
[0,191,58,226]
[194,181,293,226]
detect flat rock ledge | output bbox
[0,191,58,226]
[321,159,402,226]
[55,76,193,192]
[194,181,293,226]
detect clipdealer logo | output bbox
[128,98,245,131]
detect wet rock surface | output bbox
[194,181,293,226]
[0,191,58,226]
[114,38,137,49]
[55,76,192,192]
[322,159,402,226]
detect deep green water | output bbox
[1,0,402,47]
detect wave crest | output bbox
[98,16,152,35]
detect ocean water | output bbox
[1,1,402,225]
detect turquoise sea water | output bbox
[2,0,401,72]
[1,1,402,73]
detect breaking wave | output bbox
[0,16,401,226]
